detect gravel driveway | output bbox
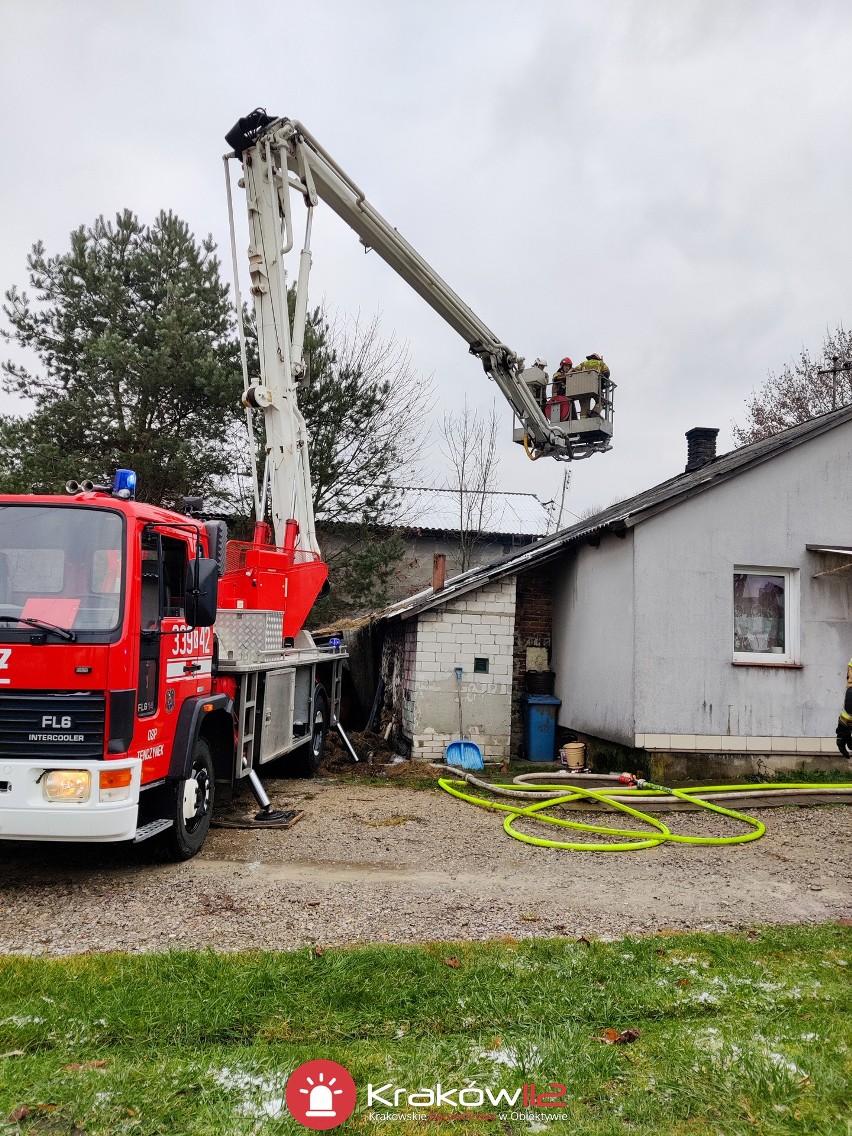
[1,779,850,955]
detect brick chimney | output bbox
[685,427,719,472]
[432,552,446,592]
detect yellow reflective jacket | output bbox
[841,659,852,723]
[578,357,611,379]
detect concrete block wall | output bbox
[406,577,517,762]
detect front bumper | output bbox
[0,757,142,842]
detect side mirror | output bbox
[184,557,218,628]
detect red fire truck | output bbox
[0,477,342,858]
[0,111,613,859]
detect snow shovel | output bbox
[445,666,484,771]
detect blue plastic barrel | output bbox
[522,694,562,762]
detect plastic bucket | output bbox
[559,742,585,770]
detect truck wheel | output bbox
[289,685,329,778]
[159,737,215,861]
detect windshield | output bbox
[0,505,124,641]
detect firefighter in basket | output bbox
[545,356,573,422]
[576,353,610,419]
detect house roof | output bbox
[395,486,552,536]
[319,486,553,537]
[379,404,852,623]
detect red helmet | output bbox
[560,356,573,369]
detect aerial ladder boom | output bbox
[224,110,614,552]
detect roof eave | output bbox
[377,406,852,622]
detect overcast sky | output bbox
[2,0,851,520]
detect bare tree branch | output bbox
[439,398,501,572]
[732,325,852,444]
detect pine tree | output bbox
[1,210,244,505]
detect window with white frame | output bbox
[733,567,799,663]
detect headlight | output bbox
[42,770,91,802]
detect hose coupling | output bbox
[618,772,637,786]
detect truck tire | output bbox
[288,685,329,778]
[158,737,215,861]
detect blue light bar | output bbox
[112,468,137,499]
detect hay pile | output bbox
[318,728,445,780]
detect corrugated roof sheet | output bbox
[391,486,552,536]
[379,404,852,622]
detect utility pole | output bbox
[555,469,571,531]
[817,356,852,411]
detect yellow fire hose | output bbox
[438,774,852,852]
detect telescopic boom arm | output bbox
[224,110,614,549]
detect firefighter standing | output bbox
[523,358,549,409]
[577,353,610,418]
[552,356,572,395]
[545,356,573,422]
[836,658,852,757]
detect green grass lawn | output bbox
[1,925,850,1135]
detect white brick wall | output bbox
[406,577,517,761]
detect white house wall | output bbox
[406,577,517,761]
[550,531,636,746]
[633,422,852,749]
